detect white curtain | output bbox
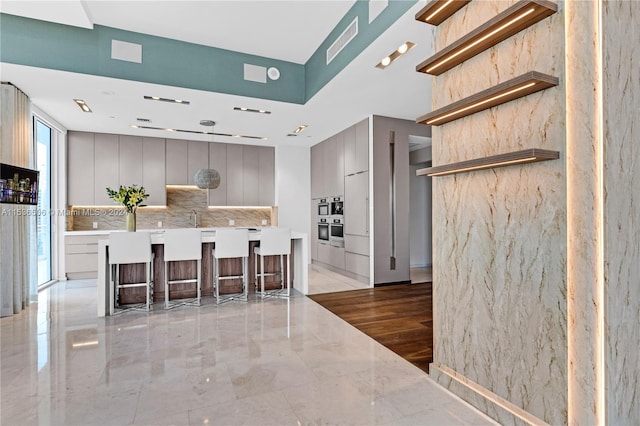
[0,83,34,317]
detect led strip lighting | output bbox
[417,71,558,126]
[416,148,559,177]
[415,0,471,26]
[130,124,268,140]
[416,0,557,75]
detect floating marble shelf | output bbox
[417,71,558,126]
[415,0,471,26]
[417,0,557,76]
[416,148,559,177]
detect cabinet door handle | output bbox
[365,196,369,235]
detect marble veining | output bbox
[430,0,567,424]
[603,1,640,424]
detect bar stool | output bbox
[108,232,154,315]
[163,229,202,309]
[254,227,291,298]
[212,228,249,304]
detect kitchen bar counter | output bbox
[96,229,308,316]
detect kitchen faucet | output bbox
[191,210,198,228]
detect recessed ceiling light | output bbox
[73,99,92,112]
[144,96,191,105]
[130,124,268,140]
[293,124,308,134]
[233,107,272,115]
[375,41,416,69]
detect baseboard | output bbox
[373,280,411,287]
[311,260,370,285]
[429,363,548,426]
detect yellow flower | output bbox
[106,185,149,213]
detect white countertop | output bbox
[65,227,274,237]
[85,228,306,244]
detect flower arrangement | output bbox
[106,185,149,213]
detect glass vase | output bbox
[126,211,136,232]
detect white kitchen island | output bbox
[95,229,308,316]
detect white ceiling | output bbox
[0,0,434,147]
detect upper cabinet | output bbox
[187,141,209,186]
[166,140,209,185]
[67,131,273,207]
[165,139,189,185]
[93,133,119,205]
[208,142,227,206]
[344,118,369,175]
[310,143,324,199]
[226,144,274,206]
[258,146,275,206]
[142,137,166,206]
[119,135,143,188]
[67,132,95,205]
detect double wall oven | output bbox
[317,197,344,247]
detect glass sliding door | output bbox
[35,119,52,287]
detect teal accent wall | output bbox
[1,2,415,104]
[304,0,417,101]
[0,13,305,104]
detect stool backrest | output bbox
[258,227,291,256]
[164,229,202,261]
[108,232,152,265]
[214,228,249,258]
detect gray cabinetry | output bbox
[208,142,227,206]
[243,145,260,205]
[335,131,345,196]
[119,135,143,187]
[317,241,331,264]
[345,171,369,237]
[165,139,189,185]
[345,252,369,278]
[345,119,369,175]
[187,141,209,186]
[226,144,244,205]
[142,137,166,206]
[65,234,107,279]
[258,146,275,206]
[323,136,337,196]
[94,133,119,205]
[330,246,346,270]
[67,131,95,205]
[311,200,318,261]
[225,145,274,206]
[311,143,324,199]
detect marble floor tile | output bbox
[0,278,495,426]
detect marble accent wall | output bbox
[430,1,567,424]
[68,186,273,231]
[603,2,640,424]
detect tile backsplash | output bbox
[67,186,274,231]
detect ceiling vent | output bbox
[136,118,152,123]
[326,17,358,65]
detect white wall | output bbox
[275,145,311,252]
[409,163,431,268]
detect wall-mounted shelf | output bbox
[416,0,557,75]
[415,0,471,26]
[416,148,559,177]
[417,71,558,126]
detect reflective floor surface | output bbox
[1,279,497,425]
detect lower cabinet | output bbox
[345,252,369,278]
[65,235,106,279]
[317,242,331,264]
[330,246,345,270]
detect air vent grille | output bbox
[326,17,358,65]
[136,118,152,123]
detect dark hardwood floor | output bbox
[308,282,432,373]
